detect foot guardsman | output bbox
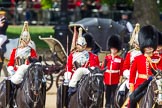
[101,34,123,108]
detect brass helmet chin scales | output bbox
[19,21,31,46]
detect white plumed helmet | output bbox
[76,27,87,46]
[19,21,31,45]
[76,36,87,46]
[129,23,140,46]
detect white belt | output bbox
[105,69,120,73]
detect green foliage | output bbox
[158,0,162,11]
[6,26,54,49]
[101,0,116,6]
[41,0,53,9]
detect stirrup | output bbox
[13,99,18,108]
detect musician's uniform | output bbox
[7,46,37,84]
[66,50,99,87]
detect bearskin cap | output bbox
[83,33,95,48]
[157,31,162,46]
[138,25,158,53]
[108,34,122,51]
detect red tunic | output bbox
[102,55,123,85]
[66,51,100,74]
[122,49,142,71]
[129,54,162,90]
[7,48,37,71]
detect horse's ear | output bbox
[38,56,42,62]
[88,67,93,72]
[151,68,157,75]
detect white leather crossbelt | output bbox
[105,69,120,73]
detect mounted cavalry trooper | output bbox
[101,34,123,108]
[7,21,37,83]
[118,24,142,96]
[0,8,8,62]
[64,27,100,96]
[128,25,162,108]
[6,21,37,105]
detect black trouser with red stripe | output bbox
[105,84,118,108]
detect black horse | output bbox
[138,70,162,108]
[68,67,106,108]
[0,56,46,108]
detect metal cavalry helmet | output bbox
[76,27,87,46]
[19,21,31,46]
[129,23,140,47]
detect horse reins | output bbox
[23,64,44,106]
[78,72,103,107]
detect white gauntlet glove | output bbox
[64,71,72,85]
[7,66,15,76]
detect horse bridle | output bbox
[79,72,104,107]
[23,62,44,106]
[142,71,162,108]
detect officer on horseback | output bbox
[0,8,8,62]
[6,21,37,106]
[128,25,162,108]
[64,27,100,96]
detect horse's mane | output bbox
[139,69,162,108]
[77,67,105,107]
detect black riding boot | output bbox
[9,82,18,107]
[0,48,3,62]
[42,81,46,106]
[5,79,11,106]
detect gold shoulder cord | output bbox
[146,56,161,73]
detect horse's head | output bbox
[151,69,162,105]
[86,67,106,105]
[88,67,105,89]
[27,56,44,95]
